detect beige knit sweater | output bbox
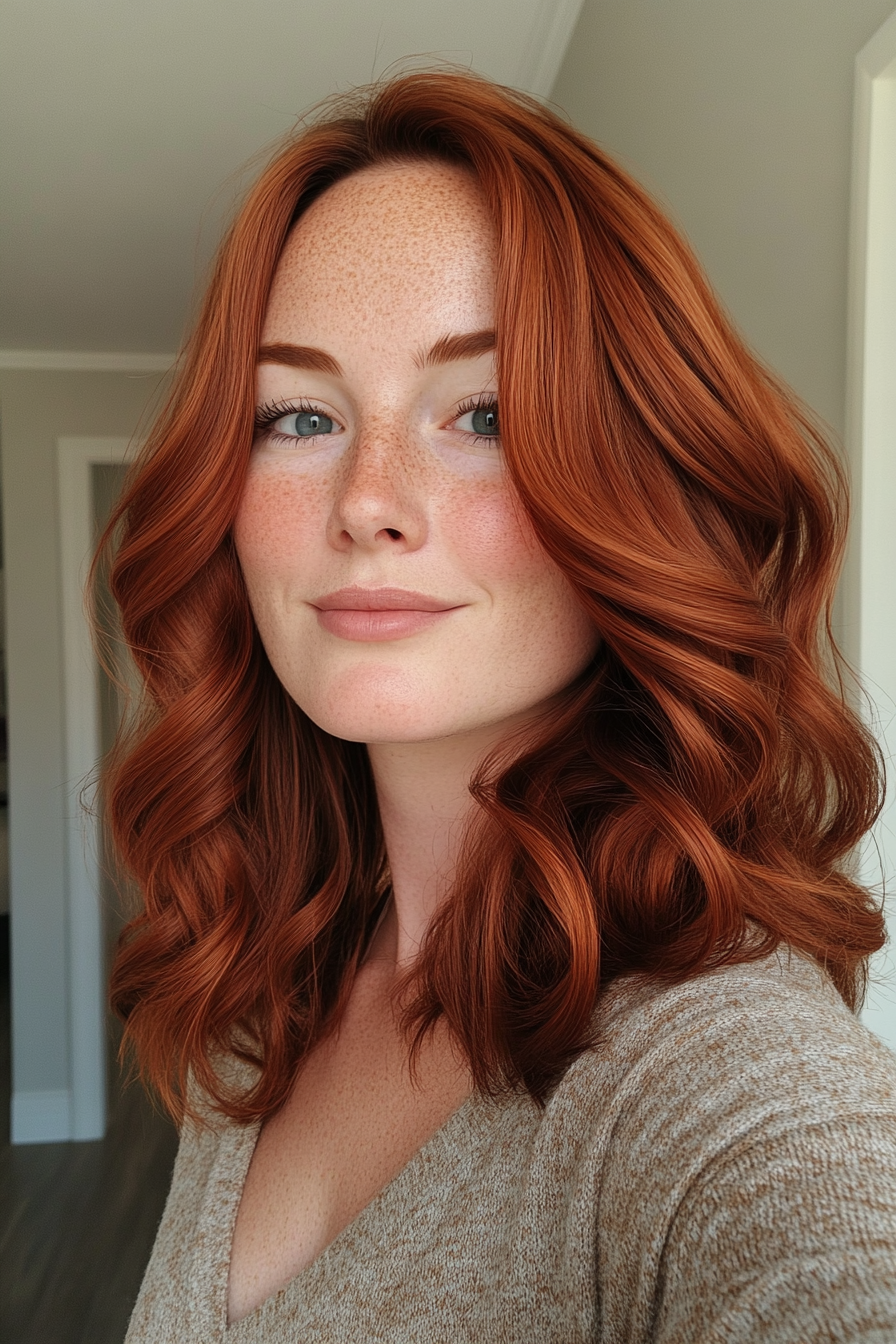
[126,948,896,1342]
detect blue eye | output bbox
[281,410,334,437]
[454,399,500,439]
[254,401,343,443]
[471,406,498,435]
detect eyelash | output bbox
[252,394,500,443]
[253,398,327,441]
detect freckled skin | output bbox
[234,161,600,746]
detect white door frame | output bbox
[57,436,132,1139]
[846,10,896,1048]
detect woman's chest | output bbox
[227,981,473,1323]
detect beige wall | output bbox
[552,0,896,441]
[0,370,166,1118]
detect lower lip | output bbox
[315,608,457,641]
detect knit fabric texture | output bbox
[125,947,896,1342]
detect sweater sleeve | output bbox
[653,1114,896,1343]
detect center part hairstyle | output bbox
[100,70,885,1123]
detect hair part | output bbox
[97,69,885,1123]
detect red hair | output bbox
[98,70,885,1121]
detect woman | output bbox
[102,71,896,1340]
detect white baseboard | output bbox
[11,1088,73,1143]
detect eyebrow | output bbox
[256,329,496,376]
[417,329,496,368]
[257,343,343,376]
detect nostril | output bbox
[385,528,402,540]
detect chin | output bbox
[303,704,463,746]
[286,663,470,745]
[293,681,499,746]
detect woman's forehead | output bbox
[261,162,497,350]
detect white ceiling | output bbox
[0,0,584,356]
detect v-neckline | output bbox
[216,1084,502,1338]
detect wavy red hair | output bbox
[98,70,885,1122]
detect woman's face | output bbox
[234,161,599,746]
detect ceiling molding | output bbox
[0,350,175,373]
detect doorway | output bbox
[847,8,896,1049]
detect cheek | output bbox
[451,485,598,667]
[232,466,325,576]
[445,477,541,580]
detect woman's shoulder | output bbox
[557,947,896,1340]
[125,1060,261,1342]
[577,944,896,1126]
[145,1053,261,1232]
[550,943,896,1197]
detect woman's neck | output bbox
[364,718,525,972]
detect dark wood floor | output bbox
[0,917,179,1344]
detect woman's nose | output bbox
[326,418,428,553]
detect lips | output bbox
[312,587,458,612]
[311,587,462,641]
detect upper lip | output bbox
[313,587,460,612]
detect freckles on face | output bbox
[235,161,599,744]
[260,164,496,371]
[235,470,328,572]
